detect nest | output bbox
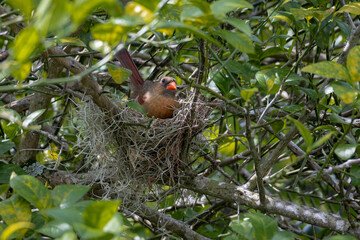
[75,91,211,201]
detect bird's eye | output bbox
[161,78,165,83]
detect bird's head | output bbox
[160,77,177,91]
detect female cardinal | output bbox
[115,49,179,119]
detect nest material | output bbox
[75,91,211,200]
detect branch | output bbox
[181,175,360,236]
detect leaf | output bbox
[225,18,252,36]
[301,62,351,83]
[346,46,360,82]
[1,221,35,240]
[0,162,27,184]
[22,109,46,128]
[327,235,357,240]
[350,166,360,187]
[5,0,34,20]
[311,132,335,150]
[83,200,121,229]
[125,2,154,24]
[0,141,15,155]
[154,21,223,48]
[0,194,32,225]
[107,63,132,84]
[10,175,52,210]
[91,24,129,46]
[0,107,22,125]
[330,82,358,104]
[287,116,313,149]
[271,231,296,240]
[51,185,90,208]
[217,30,254,54]
[230,220,254,239]
[126,101,147,115]
[336,2,360,15]
[73,223,112,239]
[241,88,258,101]
[210,0,253,18]
[244,213,278,240]
[37,221,73,238]
[45,208,83,225]
[13,27,41,63]
[334,144,357,161]
[11,61,32,81]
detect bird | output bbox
[115,48,179,119]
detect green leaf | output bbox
[230,220,254,239]
[241,88,258,101]
[10,175,52,210]
[0,107,22,125]
[0,141,15,155]
[51,185,90,208]
[5,0,34,20]
[83,200,121,229]
[0,162,27,184]
[346,46,360,82]
[350,166,360,187]
[271,231,296,240]
[13,27,41,63]
[22,109,45,128]
[125,1,154,24]
[45,208,83,225]
[187,0,211,13]
[302,62,351,82]
[210,0,253,18]
[311,132,335,150]
[217,30,254,54]
[154,21,223,48]
[244,213,278,240]
[225,18,252,36]
[330,82,358,104]
[127,101,147,115]
[11,61,32,81]
[91,24,129,46]
[336,2,360,15]
[57,231,78,240]
[37,221,72,238]
[72,0,119,24]
[73,223,112,239]
[0,194,31,225]
[287,116,313,149]
[327,235,357,240]
[334,144,357,161]
[107,63,132,84]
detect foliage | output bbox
[0,0,360,239]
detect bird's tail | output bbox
[114,48,144,87]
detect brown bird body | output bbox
[115,49,179,119]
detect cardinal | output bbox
[115,49,179,119]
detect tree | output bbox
[0,0,360,239]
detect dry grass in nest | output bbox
[75,91,211,201]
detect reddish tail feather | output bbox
[114,48,144,87]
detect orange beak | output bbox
[166,81,177,90]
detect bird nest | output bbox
[75,91,211,201]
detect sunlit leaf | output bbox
[11,61,32,81]
[0,194,32,225]
[22,109,45,128]
[37,221,73,238]
[330,82,358,104]
[0,107,22,125]
[336,2,360,15]
[10,175,52,210]
[125,2,154,24]
[311,132,335,150]
[13,27,41,63]
[302,62,351,82]
[210,0,253,18]
[217,30,254,54]
[334,144,357,161]
[5,0,34,20]
[241,88,258,101]
[346,46,360,82]
[107,63,132,84]
[225,18,252,36]
[91,24,129,46]
[1,221,35,240]
[83,200,121,229]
